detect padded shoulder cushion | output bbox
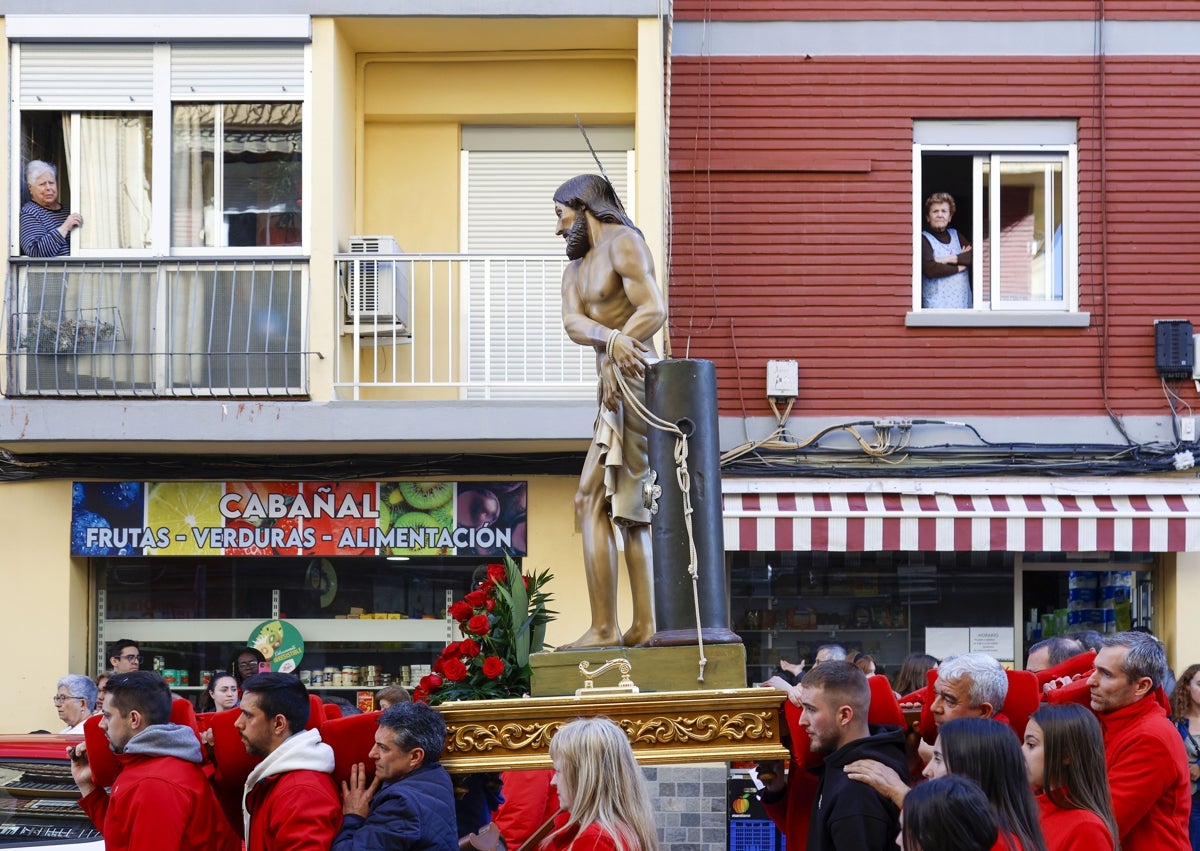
[1035,650,1096,687]
[320,709,382,788]
[1001,669,1040,738]
[867,674,905,727]
[82,713,119,789]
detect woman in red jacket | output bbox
[1021,703,1118,851]
[542,718,657,851]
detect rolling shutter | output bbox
[18,44,154,108]
[463,132,632,400]
[171,45,305,98]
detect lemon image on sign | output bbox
[146,482,225,555]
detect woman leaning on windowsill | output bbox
[20,159,82,257]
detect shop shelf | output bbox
[103,617,453,644]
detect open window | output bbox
[11,43,305,257]
[913,121,1080,323]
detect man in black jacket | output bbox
[760,661,907,851]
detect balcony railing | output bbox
[4,258,308,398]
[334,253,596,401]
[5,255,598,402]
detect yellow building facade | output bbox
[0,9,668,733]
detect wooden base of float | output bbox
[438,686,788,773]
[528,643,748,696]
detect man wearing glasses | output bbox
[108,639,142,674]
[55,674,98,733]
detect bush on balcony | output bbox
[21,315,116,354]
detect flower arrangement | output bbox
[21,315,116,354]
[417,554,555,704]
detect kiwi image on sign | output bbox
[379,482,454,555]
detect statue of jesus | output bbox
[554,174,665,648]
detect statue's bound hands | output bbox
[608,332,650,378]
[599,359,622,412]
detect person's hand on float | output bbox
[754,760,786,794]
[67,742,94,796]
[341,762,381,818]
[780,658,806,677]
[1041,673,1083,695]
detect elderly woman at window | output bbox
[20,160,83,257]
[921,191,972,308]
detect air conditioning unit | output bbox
[345,235,410,333]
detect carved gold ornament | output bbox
[437,688,786,772]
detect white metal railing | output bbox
[334,252,597,401]
[5,258,308,398]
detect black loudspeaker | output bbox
[1154,319,1194,380]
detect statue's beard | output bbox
[564,214,590,260]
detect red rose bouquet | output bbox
[417,554,555,704]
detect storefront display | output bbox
[82,478,532,707]
[96,553,473,704]
[733,548,1159,685]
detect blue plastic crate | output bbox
[729,818,782,851]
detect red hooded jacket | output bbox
[78,724,240,851]
[242,728,341,851]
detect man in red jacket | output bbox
[69,671,239,851]
[1089,631,1190,851]
[237,672,341,851]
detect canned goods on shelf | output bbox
[299,670,312,685]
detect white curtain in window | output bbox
[64,113,152,250]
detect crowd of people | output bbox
[55,639,655,851]
[49,629,1200,851]
[761,631,1199,851]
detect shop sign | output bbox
[70,480,528,558]
[249,619,305,673]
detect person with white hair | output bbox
[930,652,1008,727]
[54,674,98,733]
[20,160,82,256]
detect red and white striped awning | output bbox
[722,481,1200,553]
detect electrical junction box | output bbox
[766,360,799,398]
[1154,319,1194,379]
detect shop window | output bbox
[912,120,1080,323]
[730,550,1017,686]
[96,556,483,707]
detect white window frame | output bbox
[909,121,1086,329]
[10,42,309,260]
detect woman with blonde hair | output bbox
[1023,703,1119,851]
[543,717,658,851]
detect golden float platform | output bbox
[438,645,788,772]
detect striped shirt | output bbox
[20,201,71,257]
